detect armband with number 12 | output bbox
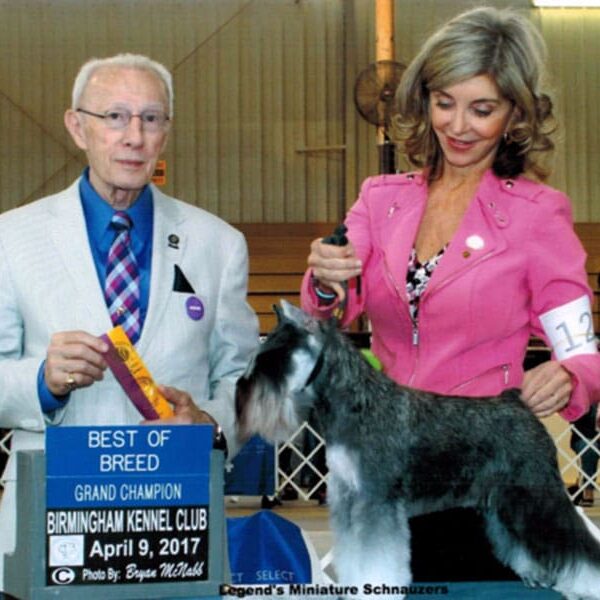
[539,295,598,360]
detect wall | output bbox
[0,0,598,222]
[537,8,600,221]
[0,0,346,221]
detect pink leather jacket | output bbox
[301,170,600,421]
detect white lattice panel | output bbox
[273,418,600,505]
[276,421,328,502]
[556,424,600,499]
[1,421,599,504]
[0,429,12,489]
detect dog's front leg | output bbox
[329,486,412,600]
[331,498,412,599]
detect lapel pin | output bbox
[168,234,180,249]
[186,296,205,321]
[465,235,484,250]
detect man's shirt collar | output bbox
[79,167,153,246]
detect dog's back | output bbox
[237,302,600,599]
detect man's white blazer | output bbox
[0,179,259,586]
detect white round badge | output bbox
[465,235,485,250]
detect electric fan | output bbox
[353,60,406,131]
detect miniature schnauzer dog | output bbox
[236,301,600,600]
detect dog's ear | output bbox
[276,300,321,332]
[273,303,285,324]
[278,299,307,323]
[273,302,297,325]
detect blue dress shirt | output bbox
[38,169,154,412]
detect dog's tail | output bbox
[553,506,600,599]
[485,484,600,598]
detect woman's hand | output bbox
[521,361,573,418]
[307,237,362,302]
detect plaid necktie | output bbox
[105,211,141,343]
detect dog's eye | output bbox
[256,347,289,370]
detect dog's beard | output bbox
[235,331,322,444]
[236,376,303,443]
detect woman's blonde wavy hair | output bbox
[392,7,555,182]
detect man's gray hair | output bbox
[71,53,174,115]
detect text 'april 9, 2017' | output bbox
[45,425,213,587]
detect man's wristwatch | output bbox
[213,425,228,458]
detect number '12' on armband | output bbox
[539,295,598,360]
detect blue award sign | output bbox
[45,425,212,587]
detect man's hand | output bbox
[44,331,109,396]
[152,385,218,426]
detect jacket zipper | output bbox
[412,323,419,346]
[449,363,511,393]
[408,247,501,350]
[383,256,421,385]
[384,256,414,337]
[384,247,503,382]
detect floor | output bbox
[226,493,600,580]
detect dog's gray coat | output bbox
[236,301,600,599]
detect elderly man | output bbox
[0,53,259,588]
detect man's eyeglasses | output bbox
[76,108,170,132]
